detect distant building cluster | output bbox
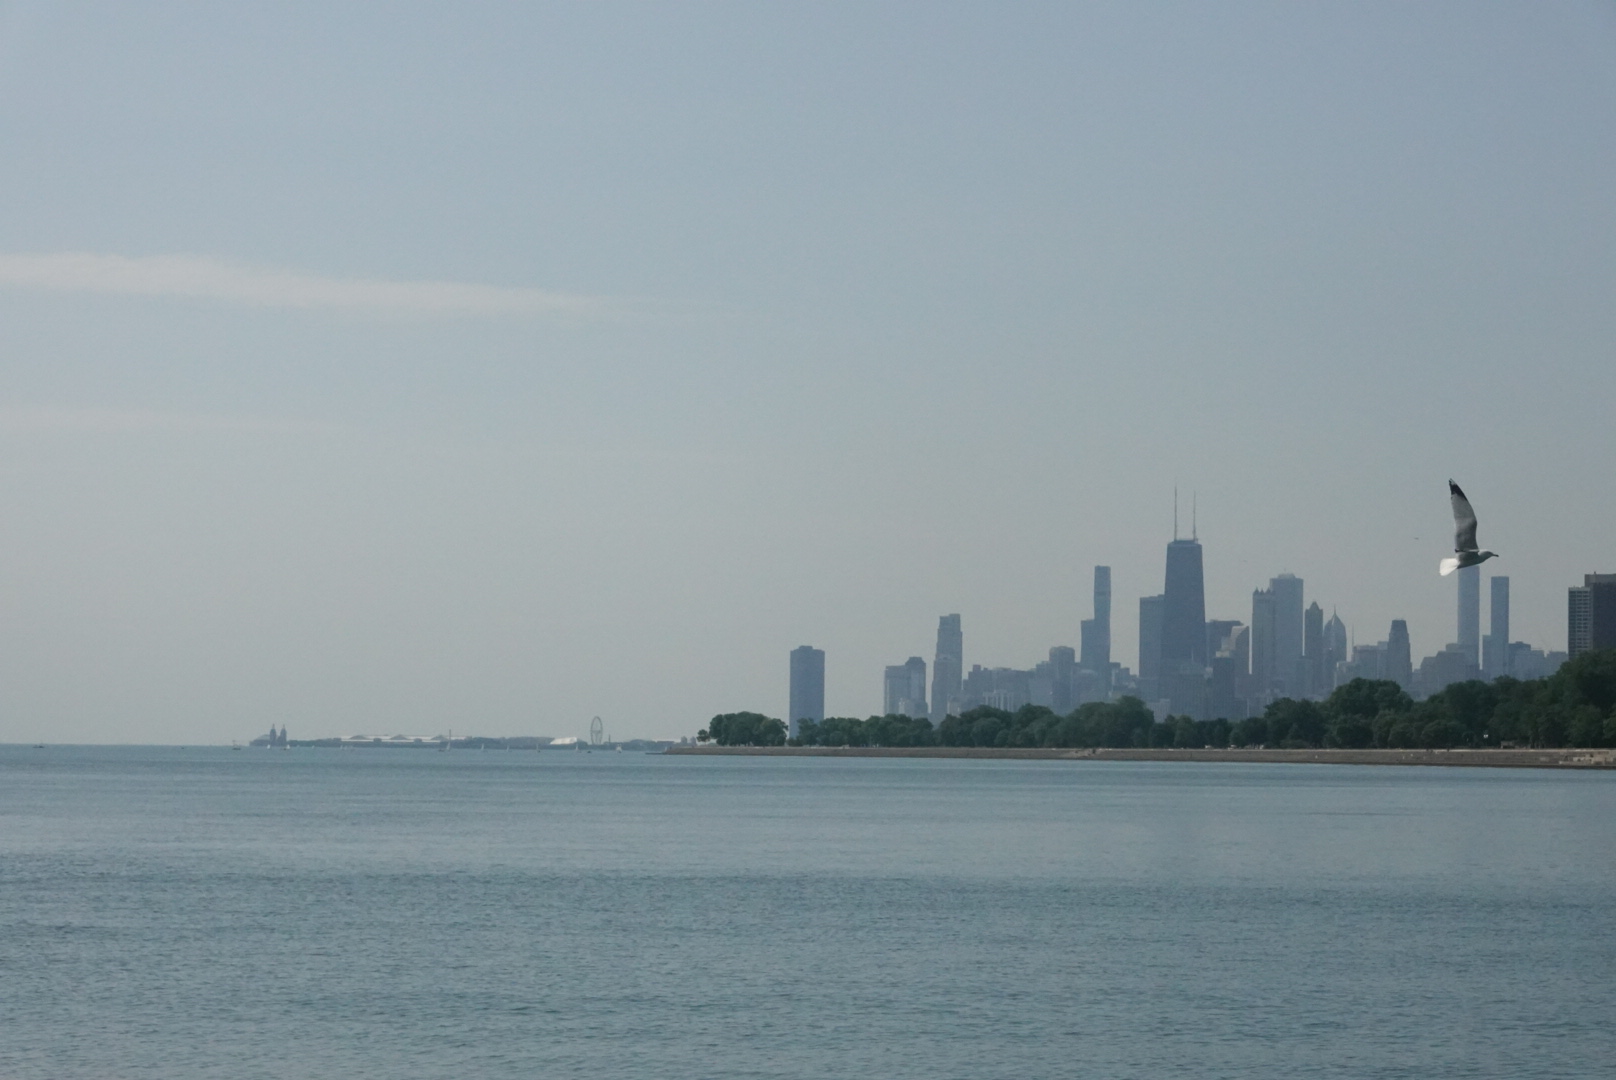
[786,528,1605,726]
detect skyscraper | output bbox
[1385,619,1413,689]
[930,615,963,724]
[1304,601,1324,697]
[1250,587,1277,700]
[1323,611,1348,689]
[1161,539,1207,668]
[1568,574,1616,658]
[1484,576,1510,677]
[1047,646,1077,713]
[1269,574,1304,697]
[1351,642,1388,681]
[788,646,825,738]
[1207,624,1250,721]
[1206,619,1243,664]
[1138,594,1165,698]
[1157,536,1207,718]
[883,656,928,718]
[1457,564,1481,668]
[1079,566,1112,689]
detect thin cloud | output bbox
[0,252,604,317]
[0,407,338,437]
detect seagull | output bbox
[1439,480,1498,576]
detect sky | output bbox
[1,1,1613,744]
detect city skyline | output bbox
[836,480,1602,726]
[1,5,1611,742]
[859,522,1579,721]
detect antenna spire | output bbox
[1173,486,1179,540]
[1192,492,1198,541]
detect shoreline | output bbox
[664,746,1616,769]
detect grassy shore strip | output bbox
[665,746,1616,768]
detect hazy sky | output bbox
[2,2,1613,743]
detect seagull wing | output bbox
[1449,480,1478,553]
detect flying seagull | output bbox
[1439,480,1498,576]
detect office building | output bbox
[1457,564,1481,668]
[788,646,825,738]
[1269,574,1305,698]
[1080,565,1112,692]
[883,656,928,719]
[1207,623,1250,720]
[1484,576,1510,677]
[1569,574,1616,658]
[930,615,963,724]
[1162,539,1207,668]
[1346,642,1387,683]
[1206,619,1242,666]
[1304,602,1324,697]
[1508,643,1568,680]
[961,665,1032,713]
[1385,619,1413,689]
[1323,612,1348,689]
[1048,646,1078,713]
[1160,537,1208,718]
[1415,643,1477,698]
[1138,594,1165,700]
[1250,587,1277,701]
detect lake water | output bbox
[2,746,1613,1079]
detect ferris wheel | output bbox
[589,716,604,746]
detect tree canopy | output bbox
[699,712,787,746]
[795,714,937,747]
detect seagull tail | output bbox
[1439,556,1461,577]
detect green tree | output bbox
[1263,698,1326,747]
[702,712,786,746]
[1555,649,1616,739]
[1229,716,1267,747]
[1172,715,1199,748]
[1325,679,1411,748]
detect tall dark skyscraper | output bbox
[1386,619,1413,689]
[1485,576,1510,677]
[1250,587,1277,698]
[1161,539,1206,667]
[1207,622,1249,722]
[1457,564,1481,668]
[1048,646,1078,713]
[1269,573,1304,696]
[1080,565,1111,689]
[1138,594,1165,694]
[1323,611,1348,689]
[1159,536,1206,718]
[1304,601,1324,697]
[788,646,825,739]
[930,615,963,724]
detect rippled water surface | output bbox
[2,746,1613,1079]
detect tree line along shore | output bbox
[698,648,1616,751]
